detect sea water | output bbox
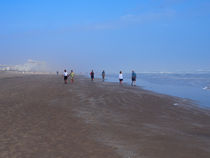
[94,73,210,108]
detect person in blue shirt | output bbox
[131,70,137,86]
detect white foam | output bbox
[203,86,210,90]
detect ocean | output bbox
[93,72,210,108]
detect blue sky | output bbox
[0,0,210,73]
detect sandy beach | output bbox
[0,72,210,158]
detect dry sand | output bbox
[0,72,210,158]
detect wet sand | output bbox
[0,72,210,158]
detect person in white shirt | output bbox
[119,71,123,84]
[63,69,68,84]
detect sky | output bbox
[0,0,210,73]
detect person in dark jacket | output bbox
[90,70,94,81]
[102,70,105,81]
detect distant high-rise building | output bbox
[0,60,47,72]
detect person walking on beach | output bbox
[90,70,94,81]
[70,70,75,83]
[119,71,123,84]
[131,70,137,86]
[102,70,105,81]
[63,69,68,84]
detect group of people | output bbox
[90,70,106,81]
[89,70,137,86]
[62,69,137,86]
[63,69,75,84]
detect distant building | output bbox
[0,60,47,72]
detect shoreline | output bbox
[2,70,209,109]
[92,73,210,110]
[95,76,210,115]
[1,72,210,158]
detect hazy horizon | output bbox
[0,0,210,73]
